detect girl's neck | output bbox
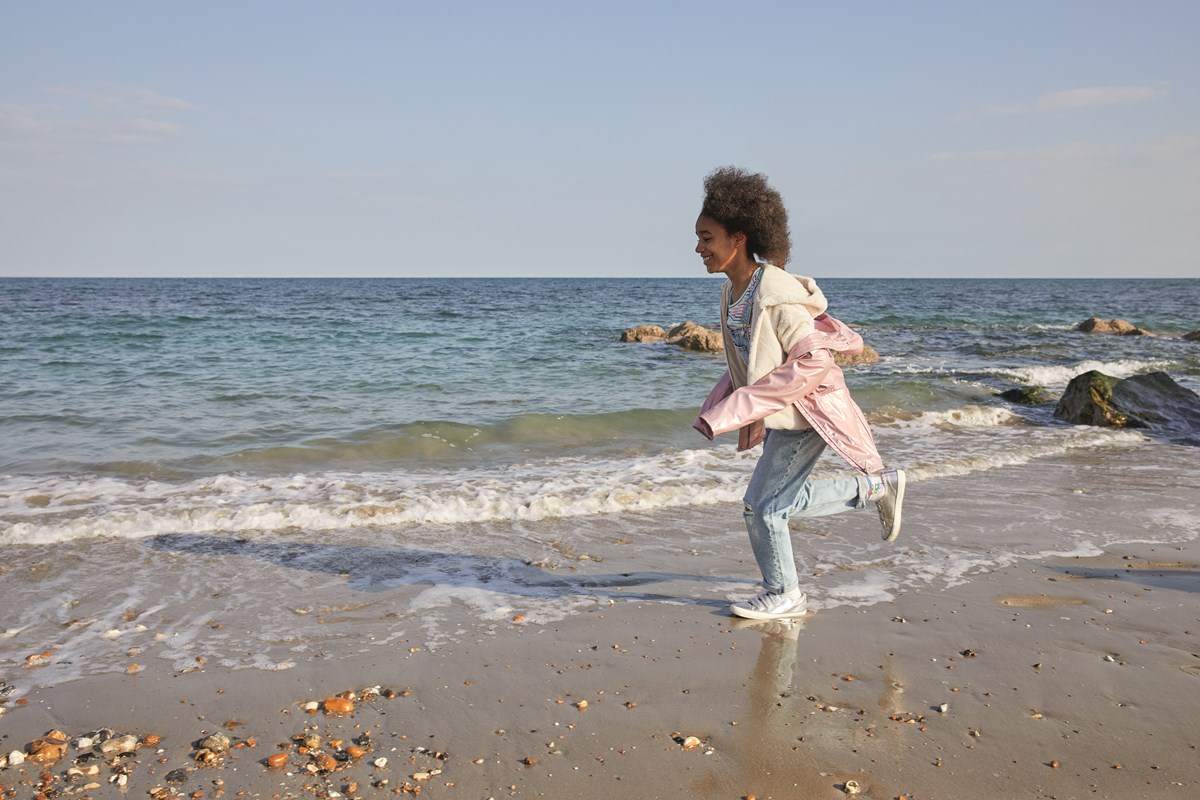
[727,259,760,302]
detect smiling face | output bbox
[694,214,746,276]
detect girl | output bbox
[692,166,906,620]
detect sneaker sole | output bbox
[883,470,906,543]
[729,603,809,621]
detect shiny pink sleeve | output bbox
[693,371,733,439]
[696,347,836,439]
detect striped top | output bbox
[726,266,764,363]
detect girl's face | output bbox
[694,214,745,276]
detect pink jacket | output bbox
[694,313,884,475]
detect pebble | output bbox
[199,732,231,754]
[194,748,221,766]
[100,734,140,757]
[24,651,53,667]
[265,753,288,769]
[324,696,355,715]
[374,757,388,768]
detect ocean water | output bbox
[2,277,1199,688]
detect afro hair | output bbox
[700,166,791,267]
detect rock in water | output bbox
[618,325,668,343]
[621,321,880,361]
[1075,317,1151,336]
[835,344,880,367]
[666,322,723,352]
[1183,330,1200,342]
[1054,371,1200,444]
[1000,386,1052,405]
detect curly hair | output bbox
[700,166,792,267]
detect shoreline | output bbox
[4,441,1200,799]
[4,539,1198,799]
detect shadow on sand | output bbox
[1047,563,1200,593]
[148,532,744,609]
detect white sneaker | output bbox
[730,589,808,620]
[875,468,906,543]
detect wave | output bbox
[1,419,1150,546]
[875,405,1024,430]
[991,358,1176,389]
[219,408,701,470]
[903,426,1145,482]
[0,448,756,545]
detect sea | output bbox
[2,276,1199,690]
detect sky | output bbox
[2,1,1197,279]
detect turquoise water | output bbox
[1,276,1199,543]
[3,276,1200,689]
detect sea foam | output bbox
[0,419,1149,546]
[997,358,1175,389]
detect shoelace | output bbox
[749,591,775,610]
[751,591,798,610]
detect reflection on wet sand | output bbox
[692,616,905,799]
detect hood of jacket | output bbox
[755,267,829,320]
[740,267,828,386]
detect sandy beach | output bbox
[3,441,1199,800]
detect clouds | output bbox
[928,135,1199,164]
[47,82,196,114]
[1034,85,1167,110]
[0,82,193,149]
[973,85,1168,116]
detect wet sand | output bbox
[4,444,1200,799]
[3,538,1199,800]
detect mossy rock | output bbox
[1054,371,1200,444]
[999,386,1052,405]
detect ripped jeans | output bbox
[743,427,871,594]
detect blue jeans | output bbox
[743,427,869,594]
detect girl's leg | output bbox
[742,428,832,594]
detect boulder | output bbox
[618,325,668,343]
[1183,330,1200,342]
[835,344,880,367]
[1075,317,1151,336]
[1053,370,1200,444]
[621,322,880,362]
[665,322,723,352]
[1000,386,1052,405]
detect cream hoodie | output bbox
[720,266,828,430]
